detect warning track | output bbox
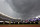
[0,25,40,27]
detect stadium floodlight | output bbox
[36,15,40,18]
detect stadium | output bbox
[0,0,40,27]
[0,12,40,24]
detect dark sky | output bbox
[0,0,40,19]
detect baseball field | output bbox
[0,24,40,27]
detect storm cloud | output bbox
[0,0,40,19]
[5,0,40,19]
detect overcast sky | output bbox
[0,0,21,19]
[0,0,40,19]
